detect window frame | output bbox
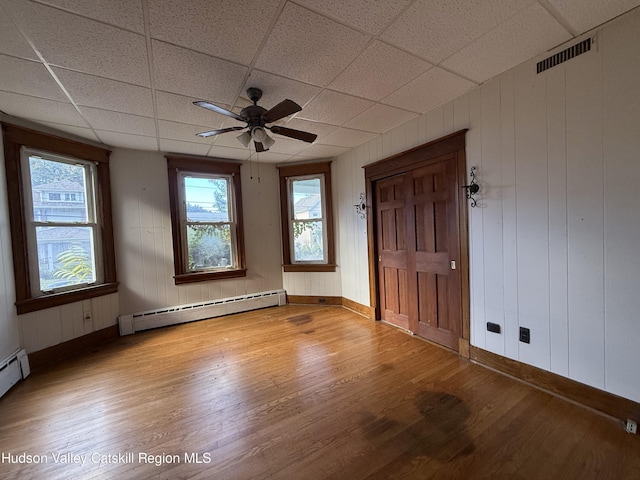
[278,161,335,272]
[1,122,117,315]
[166,155,246,284]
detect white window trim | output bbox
[287,173,328,265]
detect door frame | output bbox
[364,130,471,357]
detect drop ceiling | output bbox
[0,0,638,163]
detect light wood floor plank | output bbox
[0,305,638,479]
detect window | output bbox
[278,161,335,272]
[1,123,117,314]
[167,155,246,284]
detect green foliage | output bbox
[30,157,83,186]
[53,244,93,282]
[187,224,231,270]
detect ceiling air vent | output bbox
[537,38,591,74]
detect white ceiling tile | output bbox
[206,145,251,161]
[52,68,154,117]
[80,107,156,137]
[441,3,572,83]
[96,130,158,151]
[321,127,378,148]
[160,139,210,157]
[548,0,640,32]
[153,40,248,103]
[36,0,145,33]
[265,137,309,156]
[245,150,295,163]
[297,143,350,158]
[148,0,281,65]
[39,121,100,143]
[0,55,67,101]
[294,0,413,35]
[329,41,432,101]
[296,90,374,125]
[255,3,371,86]
[0,12,38,60]
[4,0,150,86]
[211,130,250,149]
[382,67,476,113]
[346,104,417,133]
[241,71,322,110]
[382,0,532,63]
[158,119,215,144]
[282,119,338,139]
[0,91,87,126]
[157,91,229,126]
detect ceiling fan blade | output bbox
[269,126,317,143]
[254,141,268,152]
[193,100,245,122]
[196,126,245,138]
[262,99,302,123]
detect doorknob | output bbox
[450,260,456,270]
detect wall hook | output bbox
[462,166,480,207]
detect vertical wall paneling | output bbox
[499,72,519,360]
[565,44,605,390]
[468,88,486,348]
[546,63,570,377]
[513,61,550,370]
[602,15,640,401]
[480,78,505,356]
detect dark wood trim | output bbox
[341,297,372,318]
[471,346,640,423]
[363,131,470,354]
[27,324,119,372]
[166,154,246,284]
[278,161,335,272]
[1,122,117,314]
[286,295,342,306]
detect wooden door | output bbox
[375,174,410,330]
[374,154,461,350]
[409,156,461,350]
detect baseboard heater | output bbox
[118,289,287,335]
[0,349,30,399]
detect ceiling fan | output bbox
[193,87,317,152]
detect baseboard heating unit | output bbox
[0,349,30,399]
[118,289,286,335]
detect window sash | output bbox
[21,148,103,296]
[178,172,238,273]
[287,174,328,264]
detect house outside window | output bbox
[278,161,335,272]
[166,155,246,284]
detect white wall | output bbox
[334,11,640,403]
[0,129,21,360]
[110,149,283,315]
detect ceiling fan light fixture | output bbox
[251,127,275,149]
[236,131,252,147]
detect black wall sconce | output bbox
[462,166,480,207]
[354,192,366,219]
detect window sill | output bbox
[16,282,118,315]
[174,269,247,285]
[283,264,336,273]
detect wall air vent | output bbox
[537,38,591,74]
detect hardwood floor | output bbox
[1,305,638,479]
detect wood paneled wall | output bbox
[334,11,640,403]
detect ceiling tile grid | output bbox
[1,0,638,162]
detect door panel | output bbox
[374,154,462,350]
[376,175,410,330]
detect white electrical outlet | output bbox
[624,419,637,434]
[83,311,92,322]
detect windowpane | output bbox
[35,226,96,290]
[292,178,322,220]
[292,220,325,262]
[186,224,233,271]
[29,156,88,222]
[184,176,229,222]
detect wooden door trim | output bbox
[364,129,470,358]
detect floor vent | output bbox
[537,38,591,73]
[118,289,286,335]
